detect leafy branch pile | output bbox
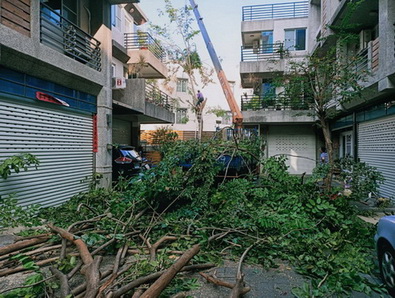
[0,139,387,297]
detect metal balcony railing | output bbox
[354,47,369,73]
[124,32,166,62]
[145,84,173,111]
[241,43,286,61]
[242,1,308,21]
[241,94,311,111]
[39,3,101,71]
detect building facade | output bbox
[0,0,174,207]
[241,0,395,197]
[309,0,395,198]
[240,1,318,175]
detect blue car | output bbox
[375,215,395,296]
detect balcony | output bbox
[242,1,308,21]
[240,44,286,87]
[241,94,312,111]
[124,32,167,79]
[40,3,101,72]
[241,43,286,62]
[241,94,315,124]
[112,79,174,124]
[145,83,173,111]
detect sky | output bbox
[138,0,298,110]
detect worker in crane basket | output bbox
[196,90,204,107]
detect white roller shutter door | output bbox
[0,99,93,207]
[267,126,316,175]
[358,115,395,199]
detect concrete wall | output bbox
[113,78,146,112]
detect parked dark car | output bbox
[112,146,148,181]
[374,215,395,296]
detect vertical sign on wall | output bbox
[93,114,98,152]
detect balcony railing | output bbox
[241,43,286,61]
[241,94,312,111]
[354,47,369,73]
[39,3,101,72]
[124,32,165,62]
[145,84,173,111]
[242,1,308,21]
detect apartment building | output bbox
[309,0,395,198]
[0,0,174,207]
[240,1,317,175]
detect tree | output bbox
[274,43,367,188]
[149,0,214,140]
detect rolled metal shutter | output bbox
[113,118,132,145]
[0,99,93,207]
[358,115,395,199]
[267,126,316,175]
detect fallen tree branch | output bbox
[0,257,59,277]
[140,235,178,261]
[230,244,254,298]
[199,272,250,295]
[48,223,101,298]
[0,274,55,295]
[0,236,50,256]
[140,244,200,298]
[50,266,71,297]
[111,262,215,298]
[0,244,61,268]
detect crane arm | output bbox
[189,0,243,127]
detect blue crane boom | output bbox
[189,0,243,127]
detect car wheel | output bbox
[379,243,395,296]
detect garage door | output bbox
[113,118,132,145]
[267,125,316,175]
[0,100,93,207]
[358,115,395,199]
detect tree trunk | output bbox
[320,117,334,191]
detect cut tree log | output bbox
[140,244,200,298]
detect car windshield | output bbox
[120,149,141,161]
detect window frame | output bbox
[176,108,188,124]
[176,79,188,93]
[284,28,306,51]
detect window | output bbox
[176,79,188,93]
[261,82,275,98]
[111,5,121,28]
[340,131,353,158]
[261,31,273,53]
[111,64,116,78]
[285,29,306,51]
[176,108,188,124]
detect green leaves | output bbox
[0,153,39,180]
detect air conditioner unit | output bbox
[112,77,126,89]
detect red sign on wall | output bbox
[93,114,98,153]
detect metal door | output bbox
[358,115,395,199]
[0,99,93,207]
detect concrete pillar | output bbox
[94,24,113,187]
[379,0,395,79]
